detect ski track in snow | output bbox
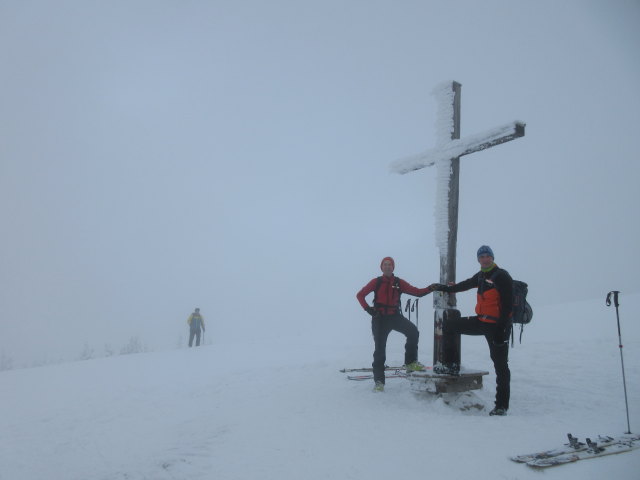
[1,295,639,480]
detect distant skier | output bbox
[430,246,513,416]
[187,308,206,347]
[356,257,434,392]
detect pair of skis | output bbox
[341,366,407,381]
[340,365,433,381]
[511,433,640,468]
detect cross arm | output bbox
[390,121,526,174]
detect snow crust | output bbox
[390,81,525,269]
[390,121,524,175]
[432,81,456,260]
[433,80,456,148]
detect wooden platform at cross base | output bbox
[407,369,489,394]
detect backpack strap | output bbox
[510,323,525,347]
[478,268,501,295]
[373,276,383,305]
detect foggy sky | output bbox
[1,0,639,366]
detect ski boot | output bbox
[404,361,426,372]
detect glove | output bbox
[429,283,448,292]
[365,306,378,317]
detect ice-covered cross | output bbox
[390,81,525,371]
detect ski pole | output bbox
[405,299,412,322]
[606,291,631,434]
[413,298,419,329]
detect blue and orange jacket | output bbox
[446,265,513,325]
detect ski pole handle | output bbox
[606,291,620,308]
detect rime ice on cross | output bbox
[390,81,525,373]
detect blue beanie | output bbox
[477,245,494,259]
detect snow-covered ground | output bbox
[2,294,639,480]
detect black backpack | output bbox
[190,313,202,330]
[486,270,533,344]
[512,280,532,325]
[511,279,533,344]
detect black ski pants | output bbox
[371,313,419,384]
[443,315,511,410]
[189,328,201,347]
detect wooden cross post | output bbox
[391,81,525,376]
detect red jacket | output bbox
[357,275,432,315]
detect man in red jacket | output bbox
[356,257,434,391]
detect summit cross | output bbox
[390,81,526,372]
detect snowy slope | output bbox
[2,294,639,480]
